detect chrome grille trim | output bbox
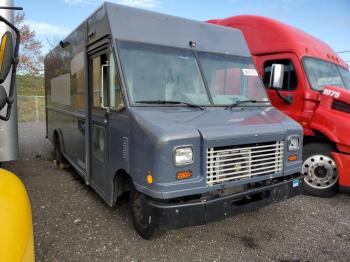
[207,141,284,185]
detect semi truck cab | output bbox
[45,4,303,239]
[209,15,350,197]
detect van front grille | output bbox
[206,141,284,185]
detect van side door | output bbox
[88,46,128,205]
[89,48,110,200]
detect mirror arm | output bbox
[0,97,13,121]
[272,87,293,104]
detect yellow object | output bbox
[176,171,192,180]
[146,173,153,184]
[288,154,298,161]
[0,32,8,70]
[0,168,35,262]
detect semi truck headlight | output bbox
[174,147,193,165]
[288,136,300,151]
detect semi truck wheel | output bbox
[302,143,338,197]
[130,189,155,239]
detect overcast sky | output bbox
[14,0,350,63]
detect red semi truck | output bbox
[208,15,350,197]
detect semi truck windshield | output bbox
[303,57,350,90]
[118,41,269,106]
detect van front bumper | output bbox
[140,174,303,230]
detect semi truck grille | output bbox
[207,141,284,185]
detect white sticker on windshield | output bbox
[242,68,258,76]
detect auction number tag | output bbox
[323,88,340,99]
[242,68,258,76]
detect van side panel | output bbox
[45,23,87,173]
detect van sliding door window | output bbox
[92,54,108,108]
[93,125,105,163]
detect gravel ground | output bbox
[3,122,350,262]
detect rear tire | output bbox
[53,133,64,167]
[302,142,338,197]
[130,189,155,240]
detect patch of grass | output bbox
[17,96,45,122]
[16,75,44,96]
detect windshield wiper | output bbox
[135,100,205,110]
[226,99,269,110]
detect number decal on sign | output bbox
[323,88,340,99]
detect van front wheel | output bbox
[131,189,155,239]
[302,143,338,197]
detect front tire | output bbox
[130,189,155,239]
[302,142,338,197]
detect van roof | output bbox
[209,15,348,69]
[56,2,252,58]
[106,2,251,56]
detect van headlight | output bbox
[288,136,300,151]
[174,147,193,166]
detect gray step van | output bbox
[44,2,303,239]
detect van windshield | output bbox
[303,57,350,90]
[118,41,269,106]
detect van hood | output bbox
[129,106,301,145]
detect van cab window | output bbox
[109,53,124,110]
[263,59,297,91]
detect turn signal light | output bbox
[288,154,297,161]
[146,173,153,184]
[176,171,192,180]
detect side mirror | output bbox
[0,31,14,84]
[269,64,284,89]
[0,85,7,110]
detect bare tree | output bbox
[15,12,43,75]
[45,36,61,52]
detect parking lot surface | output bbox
[4,122,350,262]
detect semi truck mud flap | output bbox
[142,175,303,230]
[332,151,350,191]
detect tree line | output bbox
[15,12,43,76]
